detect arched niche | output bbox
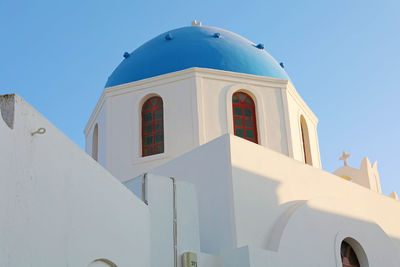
[92,124,99,161]
[300,115,312,165]
[88,258,117,267]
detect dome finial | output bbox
[191,19,202,26]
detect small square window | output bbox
[245,129,254,139]
[155,133,164,144]
[245,119,253,128]
[234,117,243,126]
[155,121,163,132]
[155,109,163,120]
[143,124,153,134]
[143,112,153,122]
[143,147,153,157]
[233,107,242,116]
[143,135,153,146]
[244,108,252,117]
[143,102,150,111]
[155,144,164,154]
[235,128,244,137]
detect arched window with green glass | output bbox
[232,92,258,144]
[142,96,164,157]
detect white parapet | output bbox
[0,94,151,267]
[334,157,382,193]
[124,173,202,267]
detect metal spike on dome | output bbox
[123,52,130,58]
[280,62,285,68]
[256,43,264,50]
[165,33,173,40]
[213,33,221,38]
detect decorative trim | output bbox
[84,68,290,135]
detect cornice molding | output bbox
[84,67,300,135]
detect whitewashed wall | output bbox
[124,173,201,267]
[85,68,321,183]
[152,134,400,266]
[0,95,150,267]
[85,98,109,168]
[284,82,321,168]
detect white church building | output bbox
[1,22,400,267]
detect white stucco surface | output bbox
[152,134,400,266]
[124,174,201,267]
[3,66,398,267]
[0,95,150,267]
[3,19,399,266]
[85,68,321,183]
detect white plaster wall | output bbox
[197,70,290,156]
[265,198,400,266]
[85,98,108,168]
[124,174,201,267]
[0,95,150,267]
[147,174,174,267]
[152,134,400,266]
[229,134,400,262]
[151,136,236,254]
[85,68,319,183]
[176,180,201,266]
[198,253,223,267]
[103,73,199,182]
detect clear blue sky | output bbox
[1,0,399,195]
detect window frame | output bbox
[232,91,259,144]
[141,96,164,157]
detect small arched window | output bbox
[88,259,118,267]
[232,92,258,144]
[92,124,98,161]
[300,115,312,165]
[142,96,164,157]
[341,241,360,267]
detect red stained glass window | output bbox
[232,92,258,144]
[142,96,164,157]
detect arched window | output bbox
[341,241,360,267]
[88,259,117,267]
[300,115,312,165]
[92,124,98,161]
[232,92,258,144]
[142,96,164,157]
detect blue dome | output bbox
[105,26,289,88]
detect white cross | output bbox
[339,151,351,166]
[191,19,202,26]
